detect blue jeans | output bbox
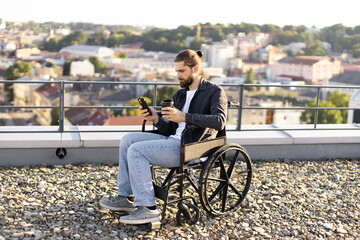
[117,132,181,206]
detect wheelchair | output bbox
[143,102,253,227]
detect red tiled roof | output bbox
[81,110,108,126]
[280,56,331,66]
[36,84,59,97]
[341,63,360,72]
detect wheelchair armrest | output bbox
[142,111,162,132]
[228,100,240,107]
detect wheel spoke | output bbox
[221,184,229,212]
[227,150,239,178]
[207,182,226,203]
[207,176,227,183]
[229,182,244,198]
[218,156,229,180]
[199,145,252,217]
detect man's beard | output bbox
[179,75,194,88]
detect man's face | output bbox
[175,61,195,88]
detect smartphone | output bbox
[137,98,152,116]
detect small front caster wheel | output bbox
[176,203,200,226]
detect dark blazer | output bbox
[154,78,228,144]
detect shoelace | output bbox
[129,206,146,216]
[111,196,126,202]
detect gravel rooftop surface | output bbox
[0,158,359,239]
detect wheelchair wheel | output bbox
[175,203,200,226]
[199,144,252,217]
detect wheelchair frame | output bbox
[143,107,252,226]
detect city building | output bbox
[13,77,47,107]
[70,60,95,77]
[271,56,342,85]
[201,42,235,70]
[59,45,115,59]
[32,83,60,126]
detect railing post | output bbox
[237,84,244,131]
[58,80,65,133]
[314,87,321,129]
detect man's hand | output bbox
[161,107,186,123]
[140,106,159,124]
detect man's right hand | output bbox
[140,106,159,124]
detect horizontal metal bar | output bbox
[1,80,360,133]
[2,127,359,134]
[1,79,360,89]
[241,106,360,110]
[0,106,58,109]
[0,80,61,84]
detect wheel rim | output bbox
[200,145,252,216]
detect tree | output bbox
[118,52,128,58]
[328,90,349,122]
[304,39,325,56]
[87,31,108,46]
[62,60,71,76]
[42,37,59,51]
[5,62,32,102]
[58,30,88,49]
[51,109,59,125]
[300,90,349,124]
[244,68,256,91]
[6,61,32,80]
[46,61,55,68]
[256,73,263,91]
[88,56,107,73]
[189,37,205,50]
[352,43,360,57]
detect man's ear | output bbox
[192,65,199,73]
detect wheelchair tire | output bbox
[175,203,200,226]
[199,144,252,217]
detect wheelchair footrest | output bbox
[154,184,168,202]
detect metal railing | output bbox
[1,79,360,133]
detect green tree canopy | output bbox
[5,61,32,102]
[6,61,32,80]
[51,109,59,125]
[58,30,89,49]
[118,52,128,58]
[87,31,108,46]
[88,56,107,73]
[304,39,326,56]
[244,68,256,91]
[300,90,349,124]
[46,62,56,68]
[63,60,72,76]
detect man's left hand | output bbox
[161,107,186,123]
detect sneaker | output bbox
[119,206,161,224]
[99,195,135,211]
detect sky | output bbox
[1,0,359,29]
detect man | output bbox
[99,49,228,224]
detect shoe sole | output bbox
[119,216,161,225]
[99,202,135,212]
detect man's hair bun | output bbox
[196,50,203,58]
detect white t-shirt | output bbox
[170,89,197,140]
